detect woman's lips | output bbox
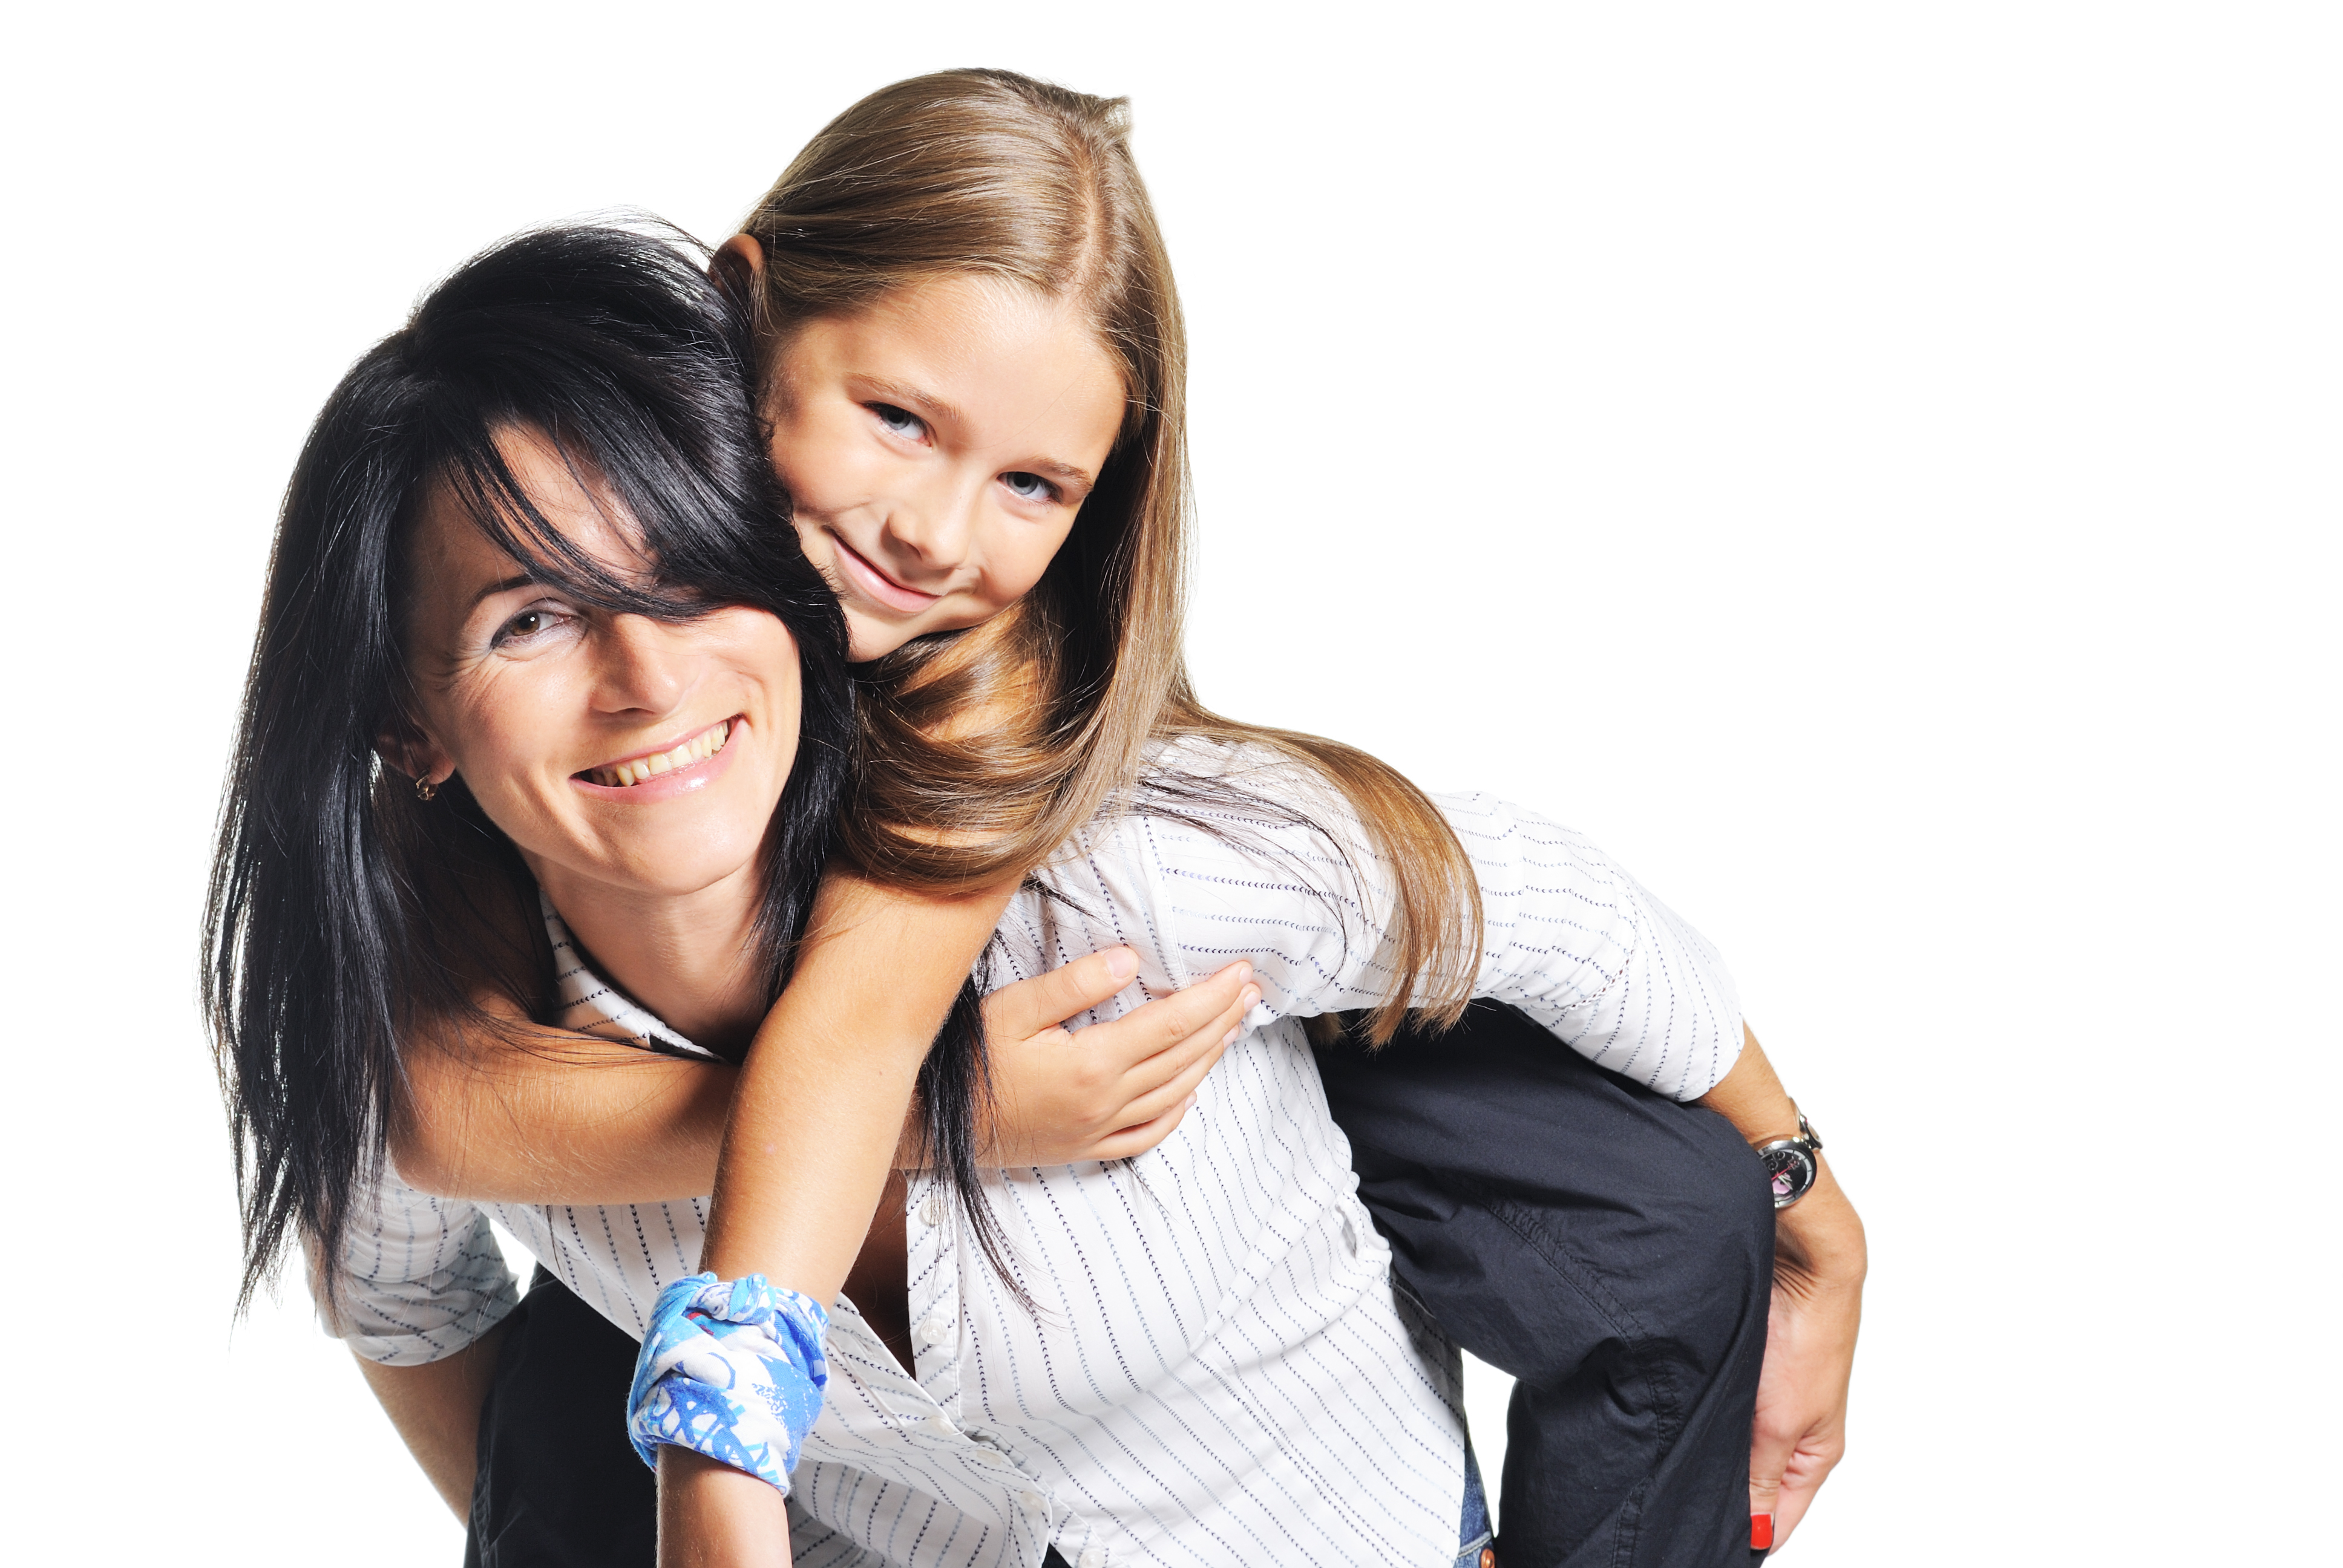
[572,716,742,801]
[830,534,944,614]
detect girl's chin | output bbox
[842,606,915,662]
[844,603,989,662]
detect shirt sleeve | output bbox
[1133,745,1745,1101]
[311,1159,522,1366]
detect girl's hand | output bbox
[976,949,1259,1166]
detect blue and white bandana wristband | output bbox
[627,1272,830,1493]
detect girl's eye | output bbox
[870,403,928,442]
[1000,470,1056,504]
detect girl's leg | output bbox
[1316,1002,1775,1568]
[466,1270,655,1567]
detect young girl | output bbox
[220,70,1861,1567]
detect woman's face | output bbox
[395,430,802,904]
[764,272,1127,662]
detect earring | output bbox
[416,775,439,803]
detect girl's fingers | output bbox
[1092,962,1254,1070]
[1116,984,1255,1100]
[1113,1019,1237,1126]
[982,947,1141,1040]
[1081,1096,1195,1162]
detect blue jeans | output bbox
[1455,1439,1495,1567]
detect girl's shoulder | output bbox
[1029,734,1378,915]
[1130,734,1358,826]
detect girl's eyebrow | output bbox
[857,374,963,423]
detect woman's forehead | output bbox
[415,431,653,589]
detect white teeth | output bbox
[591,721,731,789]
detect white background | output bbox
[2,3,2335,1563]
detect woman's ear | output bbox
[711,233,764,309]
[375,719,453,794]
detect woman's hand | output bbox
[976,949,1259,1165]
[1695,1024,1867,1552]
[1749,1163,1865,1550]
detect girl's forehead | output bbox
[798,275,1119,381]
[779,275,1127,454]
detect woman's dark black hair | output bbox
[202,223,890,1310]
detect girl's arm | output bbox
[392,925,1254,1204]
[652,875,1268,1566]
[655,874,1004,1568]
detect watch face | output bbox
[1761,1146,1817,1208]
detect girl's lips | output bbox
[571,716,744,802]
[830,534,944,614]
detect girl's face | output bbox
[393,430,802,904]
[764,272,1127,662]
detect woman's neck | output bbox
[528,857,770,1055]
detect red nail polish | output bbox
[1750,1514,1775,1550]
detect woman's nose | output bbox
[590,614,690,716]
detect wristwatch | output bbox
[1754,1107,1823,1210]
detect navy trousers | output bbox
[1316,1002,1775,1567]
[466,1004,1772,1566]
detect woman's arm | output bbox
[351,1323,511,1520]
[1130,759,1863,1547]
[1696,1026,1866,1551]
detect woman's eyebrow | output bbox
[469,573,540,611]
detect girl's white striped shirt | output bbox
[326,742,1743,1568]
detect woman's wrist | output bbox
[1772,1165,1867,1286]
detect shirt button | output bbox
[917,1310,952,1348]
[925,1413,955,1439]
[1078,1547,1105,1568]
[919,1194,945,1227]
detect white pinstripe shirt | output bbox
[327,742,1743,1568]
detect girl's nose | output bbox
[880,473,981,573]
[591,614,690,716]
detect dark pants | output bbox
[1316,1002,1775,1568]
[468,1004,1771,1566]
[465,1269,654,1568]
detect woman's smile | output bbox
[577,715,742,795]
[398,429,804,906]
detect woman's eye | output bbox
[870,403,928,442]
[1000,470,1056,503]
[492,604,571,648]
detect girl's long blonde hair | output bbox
[742,69,1479,1040]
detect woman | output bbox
[217,70,1860,1567]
